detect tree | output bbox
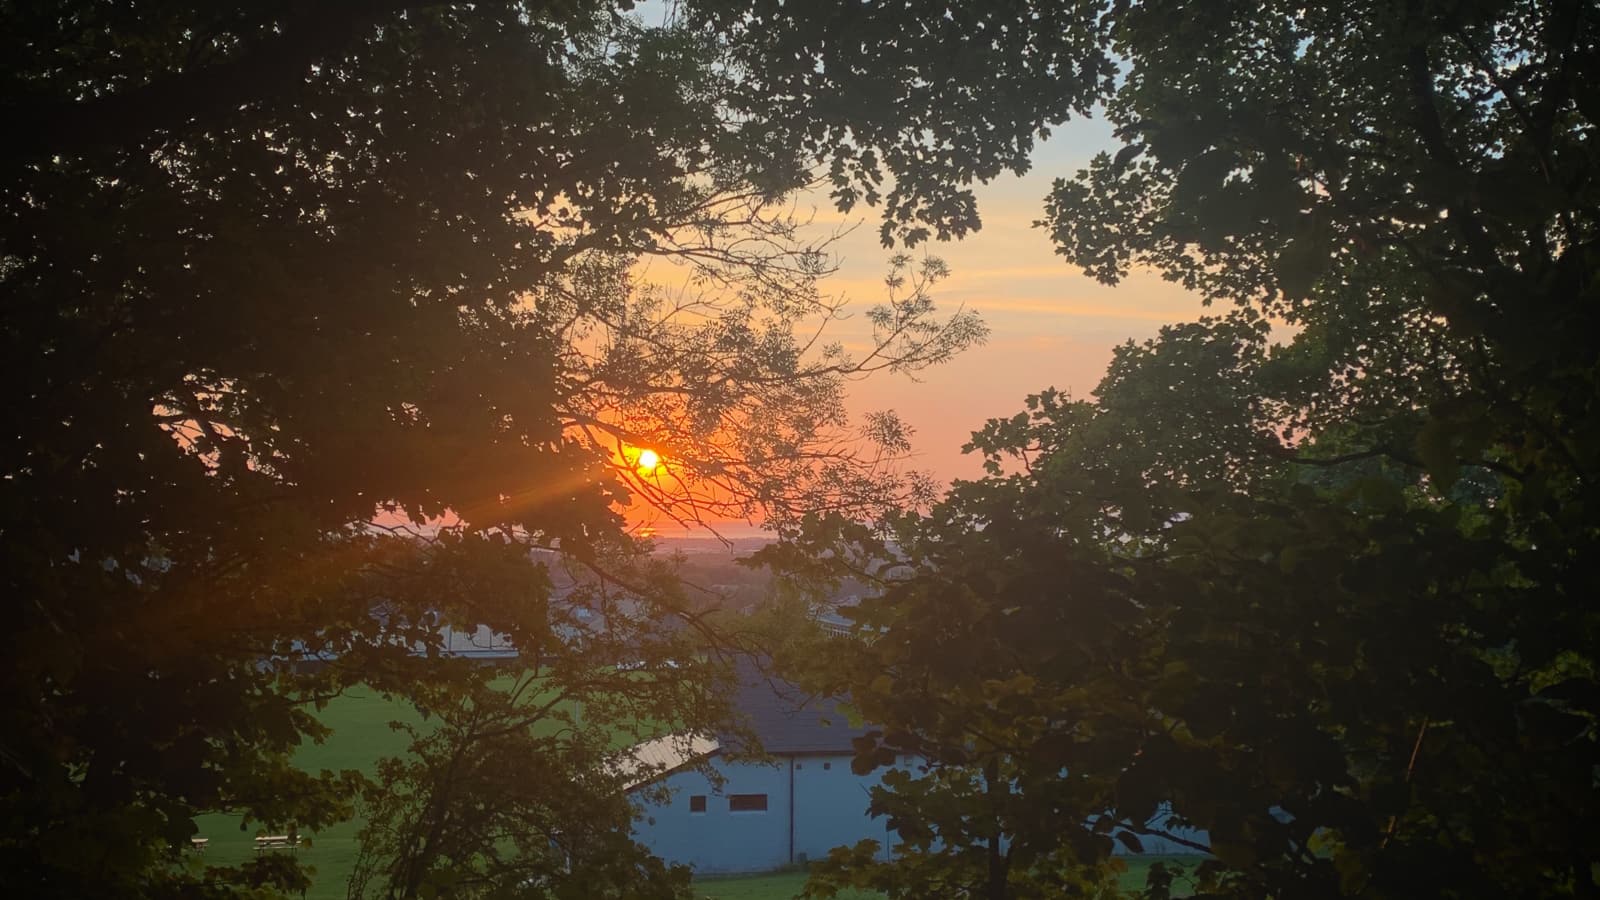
[792,1,1600,897]
[0,2,1111,897]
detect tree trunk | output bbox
[984,759,1008,900]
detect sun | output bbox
[635,448,661,473]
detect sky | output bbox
[804,115,1212,485]
[633,115,1217,539]
[619,2,1215,525]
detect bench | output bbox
[254,835,300,853]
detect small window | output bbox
[729,793,768,813]
[689,795,707,813]
[822,762,831,770]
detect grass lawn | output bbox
[691,856,1201,900]
[191,687,425,899]
[1116,856,1200,896]
[692,870,877,900]
[189,678,662,899]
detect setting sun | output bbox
[635,448,661,473]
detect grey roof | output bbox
[722,659,874,755]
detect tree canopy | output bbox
[9,0,1598,897]
[0,2,1106,896]
[786,1,1600,897]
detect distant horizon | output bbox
[637,524,773,543]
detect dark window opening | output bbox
[689,795,707,813]
[729,793,768,812]
[822,762,832,770]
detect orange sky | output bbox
[807,116,1211,484]
[631,116,1218,538]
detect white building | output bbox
[627,671,906,874]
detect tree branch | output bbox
[1403,42,1507,279]
[1125,823,1214,855]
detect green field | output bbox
[189,680,643,897]
[189,690,1199,898]
[691,856,1198,899]
[1114,856,1200,897]
[190,687,425,898]
[692,870,878,900]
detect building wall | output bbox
[791,753,897,864]
[631,755,793,875]
[631,753,903,875]
[631,755,1208,876]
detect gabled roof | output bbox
[721,659,873,755]
[619,659,876,790]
